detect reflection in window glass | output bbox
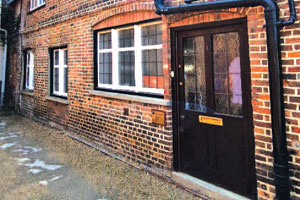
[213,32,242,116]
[119,29,134,48]
[183,36,206,112]
[54,68,59,92]
[99,53,112,84]
[99,32,112,50]
[119,51,135,86]
[142,24,162,46]
[142,49,163,89]
[55,51,59,65]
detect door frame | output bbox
[171,17,256,187]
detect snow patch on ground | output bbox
[0,132,21,136]
[13,149,25,152]
[12,149,29,155]
[12,146,42,155]
[39,180,48,186]
[24,146,42,153]
[0,135,18,140]
[8,132,22,135]
[15,157,30,165]
[49,176,62,182]
[0,142,17,149]
[24,159,62,171]
[29,169,43,174]
[39,175,62,186]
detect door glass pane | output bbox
[183,36,206,111]
[213,32,242,116]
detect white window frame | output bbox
[53,49,68,98]
[97,22,164,95]
[25,51,34,91]
[30,0,45,11]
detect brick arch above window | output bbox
[93,11,160,30]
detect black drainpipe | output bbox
[154,0,296,199]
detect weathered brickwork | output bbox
[5,0,300,199]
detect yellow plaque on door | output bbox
[199,115,223,126]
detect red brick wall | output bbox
[6,0,300,199]
[18,0,174,169]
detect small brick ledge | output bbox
[45,96,69,105]
[20,90,34,96]
[89,90,172,106]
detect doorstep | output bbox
[169,172,250,200]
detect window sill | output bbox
[20,90,34,96]
[46,96,69,105]
[89,90,171,106]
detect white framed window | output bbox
[30,0,45,11]
[52,49,68,98]
[25,51,34,90]
[97,22,164,95]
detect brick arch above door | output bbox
[166,9,250,27]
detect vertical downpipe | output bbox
[265,8,290,200]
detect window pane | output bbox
[64,68,68,93]
[26,66,30,88]
[142,49,163,89]
[99,53,112,84]
[54,68,59,92]
[27,53,31,65]
[213,32,242,116]
[119,51,135,86]
[54,51,59,65]
[142,24,162,46]
[99,32,111,50]
[119,29,134,48]
[183,36,206,112]
[64,50,68,65]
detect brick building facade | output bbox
[5,0,300,199]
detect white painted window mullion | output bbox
[59,50,64,96]
[29,65,33,90]
[97,33,100,86]
[26,53,29,89]
[26,51,34,90]
[30,53,34,90]
[134,25,143,93]
[112,29,119,90]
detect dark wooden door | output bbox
[173,19,256,198]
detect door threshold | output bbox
[171,172,250,200]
